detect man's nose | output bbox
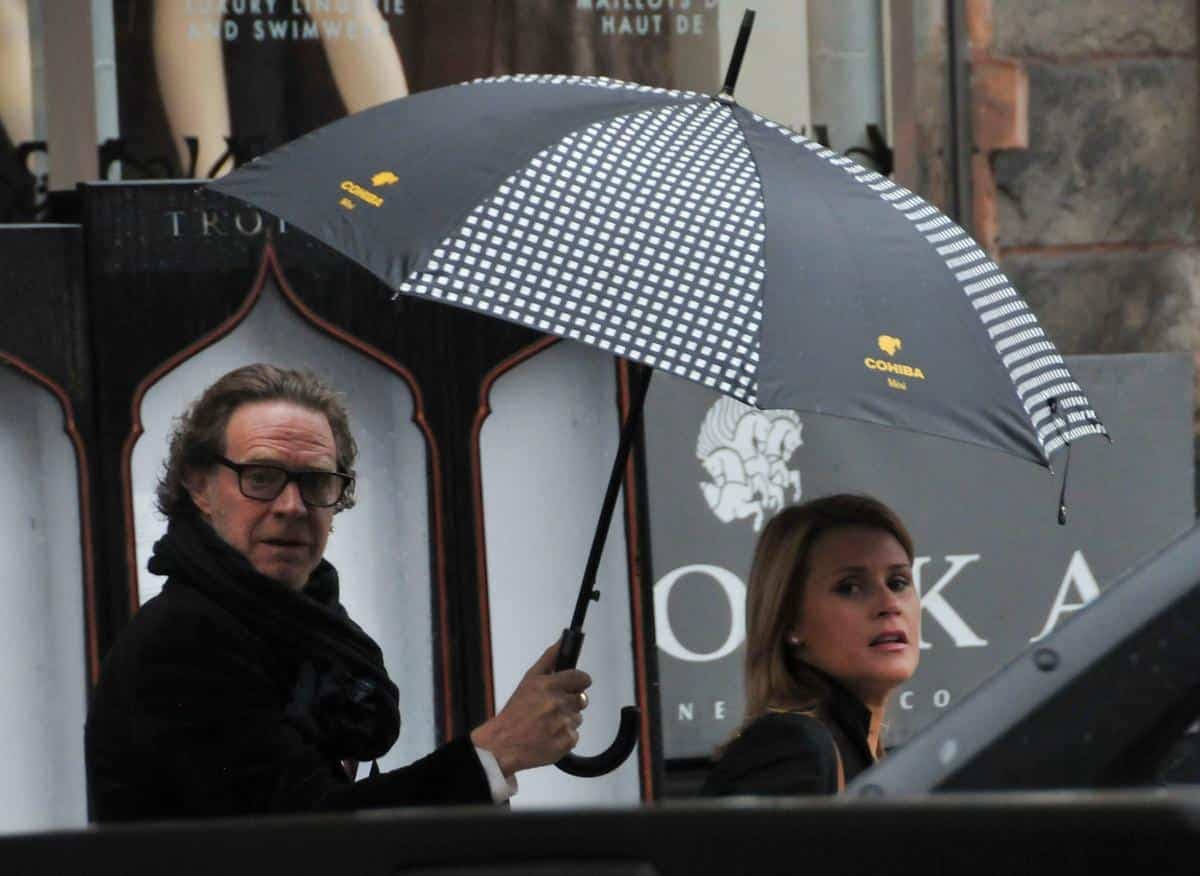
[271,480,307,514]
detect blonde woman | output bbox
[703,494,921,795]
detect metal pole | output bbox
[946,0,974,227]
[92,0,120,179]
[887,0,918,191]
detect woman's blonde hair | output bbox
[741,494,914,724]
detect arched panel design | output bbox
[479,342,641,807]
[0,364,88,832]
[127,270,437,771]
[79,179,653,776]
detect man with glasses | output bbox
[85,363,591,820]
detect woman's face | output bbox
[790,525,920,707]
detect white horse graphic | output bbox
[696,398,804,532]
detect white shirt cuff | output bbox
[473,745,519,803]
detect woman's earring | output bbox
[787,635,803,647]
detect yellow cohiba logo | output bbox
[338,170,397,211]
[864,335,925,391]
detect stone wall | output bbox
[953,1,1199,500]
[983,0,1198,349]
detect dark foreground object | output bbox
[851,522,1200,795]
[3,793,1198,875]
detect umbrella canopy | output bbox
[209,53,1110,778]
[211,73,1106,467]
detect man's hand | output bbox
[470,642,592,777]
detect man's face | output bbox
[186,400,338,590]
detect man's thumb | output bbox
[526,640,562,677]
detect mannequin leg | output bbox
[0,0,34,145]
[152,0,231,177]
[308,3,408,114]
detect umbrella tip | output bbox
[1054,435,1073,526]
[718,9,757,101]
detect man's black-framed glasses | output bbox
[213,455,353,508]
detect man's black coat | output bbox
[85,516,491,821]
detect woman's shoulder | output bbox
[718,711,837,767]
[735,710,831,742]
[701,711,840,797]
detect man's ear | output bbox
[183,466,213,517]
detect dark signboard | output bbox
[644,353,1195,759]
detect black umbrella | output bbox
[209,12,1107,777]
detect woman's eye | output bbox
[834,580,860,595]
[889,577,912,592]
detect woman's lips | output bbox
[869,631,909,651]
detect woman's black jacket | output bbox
[700,678,876,796]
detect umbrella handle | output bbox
[555,707,641,778]
[553,627,640,778]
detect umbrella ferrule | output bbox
[718,9,756,100]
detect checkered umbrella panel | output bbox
[212,74,1106,468]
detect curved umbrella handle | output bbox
[552,628,639,778]
[555,706,640,778]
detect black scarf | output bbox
[148,514,401,761]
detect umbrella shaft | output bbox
[569,364,654,634]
